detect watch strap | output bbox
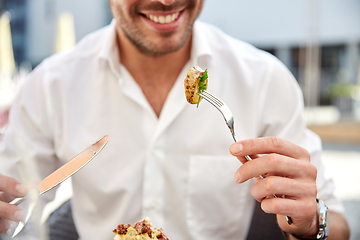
[291,234,318,240]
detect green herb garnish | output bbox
[197,69,208,108]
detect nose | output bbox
[152,0,176,5]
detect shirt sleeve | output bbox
[256,56,345,214]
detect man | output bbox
[0,0,350,239]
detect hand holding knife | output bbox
[6,135,109,238]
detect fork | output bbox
[197,90,292,225]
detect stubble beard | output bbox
[121,23,194,57]
[113,0,200,57]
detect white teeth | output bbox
[146,12,180,24]
[165,15,172,23]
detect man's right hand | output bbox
[0,174,27,233]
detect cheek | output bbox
[195,0,205,13]
[189,0,204,21]
[109,0,131,18]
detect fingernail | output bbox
[230,143,243,154]
[14,210,24,222]
[234,171,241,183]
[15,184,27,196]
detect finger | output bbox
[230,137,310,162]
[250,176,317,202]
[261,197,317,224]
[0,192,14,203]
[0,219,11,233]
[0,219,11,234]
[233,154,260,165]
[0,174,27,197]
[269,198,318,236]
[234,154,317,183]
[277,213,318,237]
[0,201,25,222]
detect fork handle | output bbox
[232,133,238,143]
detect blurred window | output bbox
[6,0,26,65]
[320,45,346,106]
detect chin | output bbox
[133,33,190,56]
[150,30,192,55]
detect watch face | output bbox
[317,199,330,239]
[324,205,330,238]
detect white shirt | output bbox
[0,20,344,240]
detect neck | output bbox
[116,28,192,117]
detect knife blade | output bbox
[8,135,109,237]
[9,135,108,205]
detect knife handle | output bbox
[8,197,25,206]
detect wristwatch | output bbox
[291,199,330,240]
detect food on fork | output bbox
[113,217,169,240]
[184,66,208,107]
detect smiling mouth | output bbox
[145,12,180,24]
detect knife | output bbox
[8,135,109,237]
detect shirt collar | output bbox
[98,19,213,71]
[98,19,121,77]
[190,21,213,69]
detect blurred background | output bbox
[0,0,359,239]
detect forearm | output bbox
[326,211,350,240]
[287,211,350,240]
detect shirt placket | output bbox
[139,65,191,228]
[142,135,166,227]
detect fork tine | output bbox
[197,92,219,109]
[201,91,224,107]
[198,92,222,110]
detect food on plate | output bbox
[113,217,169,240]
[184,66,208,107]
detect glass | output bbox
[1,136,48,240]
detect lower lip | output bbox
[142,11,184,32]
